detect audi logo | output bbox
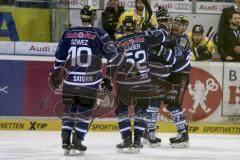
[174,3,191,10]
[126,0,135,8]
[79,0,98,6]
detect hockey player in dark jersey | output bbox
[146,13,191,148]
[166,15,191,148]
[143,6,174,147]
[49,5,117,156]
[112,15,171,153]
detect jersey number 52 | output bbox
[126,50,147,73]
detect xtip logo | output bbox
[29,122,47,130]
[183,67,222,122]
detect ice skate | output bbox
[148,136,161,148]
[116,136,134,153]
[69,135,87,156]
[170,132,190,148]
[62,132,71,155]
[143,130,161,148]
[132,136,143,153]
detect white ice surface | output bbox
[0,131,239,160]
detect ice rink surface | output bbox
[0,131,239,160]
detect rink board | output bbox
[1,55,240,135]
[0,119,240,135]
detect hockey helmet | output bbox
[80,5,96,22]
[174,15,189,26]
[192,24,204,34]
[156,6,172,22]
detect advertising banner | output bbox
[151,0,192,13]
[0,60,25,116]
[15,42,57,56]
[1,119,240,134]
[0,8,50,42]
[196,2,233,14]
[103,0,193,13]
[23,61,61,117]
[2,57,240,125]
[68,0,100,9]
[104,0,135,10]
[222,63,240,117]
[160,62,224,123]
[184,62,223,123]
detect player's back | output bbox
[63,26,107,59]
[55,26,109,88]
[115,32,151,85]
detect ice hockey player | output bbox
[146,14,191,148]
[165,15,191,148]
[144,6,174,148]
[113,15,170,153]
[49,5,116,156]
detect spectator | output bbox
[224,11,240,61]
[187,24,216,61]
[218,0,240,60]
[102,0,124,40]
[116,0,157,36]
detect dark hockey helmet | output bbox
[80,5,96,22]
[174,15,189,26]
[156,6,171,21]
[122,16,136,32]
[192,24,204,34]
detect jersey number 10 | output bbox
[68,46,92,67]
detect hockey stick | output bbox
[142,0,152,27]
[39,89,54,110]
[204,32,215,46]
[39,67,65,111]
[203,26,215,46]
[205,26,213,38]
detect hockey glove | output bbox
[197,45,207,54]
[49,68,63,89]
[100,78,113,93]
[149,45,166,57]
[163,38,175,49]
[194,45,212,61]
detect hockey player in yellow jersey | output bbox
[116,0,157,34]
[187,24,216,61]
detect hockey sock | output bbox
[61,104,78,136]
[134,107,147,137]
[75,105,92,140]
[146,104,159,133]
[167,106,187,133]
[116,106,131,139]
[62,115,74,136]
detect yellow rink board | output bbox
[0,119,240,135]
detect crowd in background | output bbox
[101,0,240,62]
[0,0,239,62]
